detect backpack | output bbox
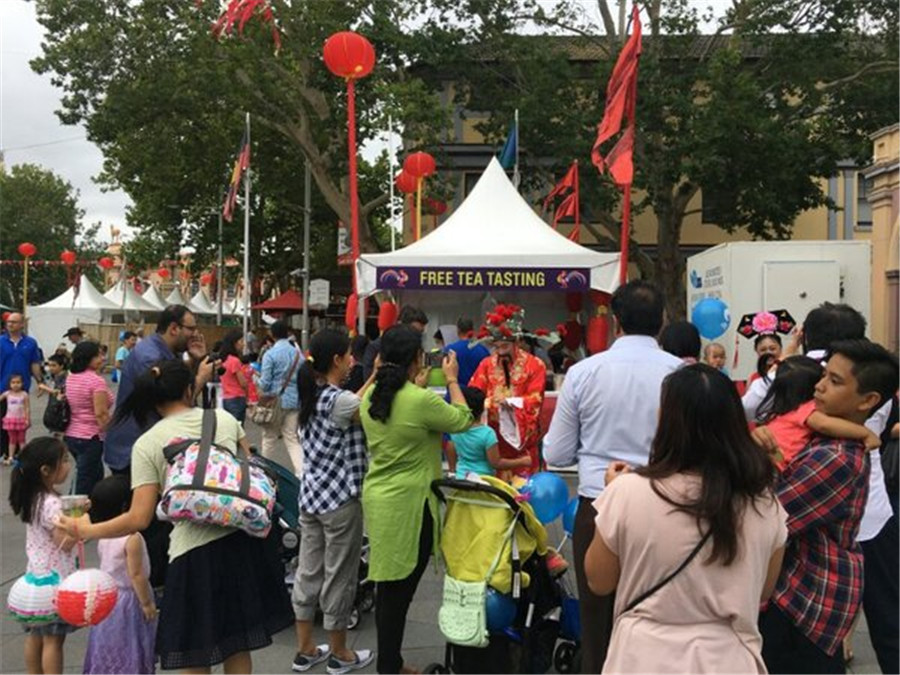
[158,408,277,537]
[43,392,71,433]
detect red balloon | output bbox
[98,257,114,270]
[377,302,398,332]
[424,197,447,215]
[395,171,417,194]
[403,152,436,178]
[17,242,37,258]
[60,250,77,265]
[157,268,170,280]
[323,32,375,79]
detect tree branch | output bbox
[595,0,617,38]
[817,61,898,92]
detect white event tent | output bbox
[26,275,119,356]
[141,284,167,311]
[189,289,217,316]
[356,158,621,340]
[104,279,161,314]
[165,287,190,307]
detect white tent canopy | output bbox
[356,157,621,296]
[141,284,167,311]
[26,275,119,356]
[189,289,217,315]
[165,287,189,307]
[104,279,160,313]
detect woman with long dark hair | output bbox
[290,329,377,673]
[59,359,291,674]
[584,364,787,673]
[359,325,472,674]
[219,329,249,424]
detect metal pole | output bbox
[301,158,311,351]
[618,0,627,41]
[242,112,251,352]
[388,115,396,251]
[216,209,223,326]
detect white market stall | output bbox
[356,157,621,342]
[165,287,190,307]
[26,275,120,356]
[104,279,161,316]
[189,289,218,316]
[141,284,167,311]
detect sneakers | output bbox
[292,645,331,672]
[327,649,375,675]
[545,548,570,578]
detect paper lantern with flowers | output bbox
[7,571,60,624]
[55,569,118,627]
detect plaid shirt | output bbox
[772,434,870,656]
[299,385,368,515]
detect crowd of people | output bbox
[1,280,897,675]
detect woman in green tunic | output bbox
[360,325,472,674]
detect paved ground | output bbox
[0,392,882,674]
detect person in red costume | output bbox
[469,305,548,479]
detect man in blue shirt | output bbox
[0,313,43,459]
[259,320,304,474]
[444,318,490,387]
[104,305,214,473]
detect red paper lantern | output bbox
[586,315,610,354]
[2,312,10,322]
[563,319,583,351]
[323,32,375,80]
[98,257,114,270]
[55,569,118,627]
[200,273,212,286]
[157,268,170,280]
[377,302,398,332]
[17,242,37,258]
[565,292,583,313]
[395,171,417,194]
[345,293,358,332]
[60,250,77,266]
[424,198,448,215]
[403,152,436,178]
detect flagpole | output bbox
[514,108,520,189]
[574,160,580,242]
[301,157,311,351]
[217,209,223,326]
[242,112,251,352]
[388,115,396,252]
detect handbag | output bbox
[250,349,300,427]
[622,528,713,614]
[43,391,71,433]
[158,408,278,537]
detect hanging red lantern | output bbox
[323,32,375,80]
[345,292,359,332]
[60,250,77,266]
[424,198,448,215]
[17,242,37,258]
[565,292,583,313]
[156,268,170,280]
[98,257,114,270]
[586,291,612,354]
[200,273,213,286]
[395,171,417,194]
[377,301,398,332]
[563,319,583,351]
[403,152,436,178]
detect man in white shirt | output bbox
[543,281,682,673]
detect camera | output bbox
[206,352,227,379]
[426,351,444,368]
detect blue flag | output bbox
[498,121,517,170]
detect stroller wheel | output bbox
[423,663,450,674]
[554,641,577,674]
[357,585,376,613]
[347,607,361,631]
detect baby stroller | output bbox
[253,454,375,630]
[425,477,563,674]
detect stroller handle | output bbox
[430,478,522,513]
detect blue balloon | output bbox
[691,297,731,340]
[524,471,569,524]
[562,496,579,537]
[486,587,517,633]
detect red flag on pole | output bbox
[552,193,577,230]
[543,161,578,211]
[606,125,635,187]
[223,128,251,223]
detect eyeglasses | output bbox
[178,323,199,332]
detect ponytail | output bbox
[368,325,422,423]
[113,359,193,429]
[8,437,67,524]
[298,329,351,427]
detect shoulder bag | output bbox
[43,388,71,433]
[250,348,300,427]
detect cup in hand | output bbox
[61,495,90,518]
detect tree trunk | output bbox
[655,204,686,321]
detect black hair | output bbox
[156,305,192,334]
[351,335,369,362]
[460,386,486,419]
[8,373,24,385]
[660,321,701,360]
[637,364,774,566]
[112,359,193,429]
[754,333,782,352]
[457,318,474,335]
[88,475,133,524]
[756,352,778,381]
[8,437,68,524]
[757,356,823,423]
[240,352,257,365]
[433,329,444,342]
[271,320,289,340]
[298,329,351,426]
[398,305,428,327]
[828,339,900,413]
[70,340,101,374]
[803,302,866,353]
[368,325,422,423]
[122,331,136,341]
[47,353,69,369]
[611,280,665,337]
[219,329,244,360]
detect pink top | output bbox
[220,355,246,400]
[98,533,150,589]
[26,493,77,577]
[64,371,114,439]
[764,400,817,471]
[3,391,27,419]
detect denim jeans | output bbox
[64,435,105,496]
[222,397,247,424]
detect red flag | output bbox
[552,193,577,230]
[543,162,578,211]
[223,129,250,223]
[606,125,634,187]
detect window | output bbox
[464,171,482,197]
[856,174,872,229]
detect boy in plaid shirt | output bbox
[759,340,899,674]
